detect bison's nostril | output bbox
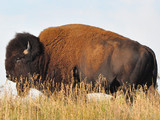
[6,74,9,78]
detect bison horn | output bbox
[23,41,30,55]
[27,41,31,50]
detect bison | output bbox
[5,24,157,96]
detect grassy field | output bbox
[0,83,160,120]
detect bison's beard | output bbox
[16,80,30,97]
[14,74,40,97]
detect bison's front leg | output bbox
[73,66,80,86]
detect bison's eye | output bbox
[16,57,21,63]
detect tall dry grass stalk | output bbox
[0,81,160,120]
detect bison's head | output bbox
[5,33,43,96]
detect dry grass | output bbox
[0,82,160,120]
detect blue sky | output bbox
[0,0,160,86]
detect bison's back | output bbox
[39,24,128,63]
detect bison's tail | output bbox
[145,46,158,88]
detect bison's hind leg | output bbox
[107,77,120,94]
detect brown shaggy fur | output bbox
[39,24,127,81]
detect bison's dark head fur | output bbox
[5,33,44,96]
